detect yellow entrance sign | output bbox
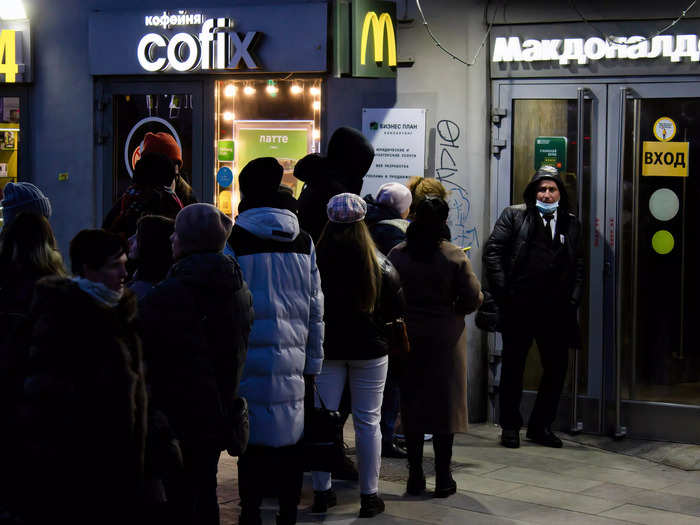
[642,141,689,177]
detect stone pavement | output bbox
[216,424,700,524]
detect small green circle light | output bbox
[652,230,674,255]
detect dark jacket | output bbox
[320,252,405,361]
[20,278,147,523]
[365,195,409,256]
[296,127,374,243]
[483,171,584,328]
[139,252,253,449]
[389,240,482,434]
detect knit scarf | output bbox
[74,277,122,308]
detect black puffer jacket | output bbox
[483,170,584,308]
[139,251,253,448]
[364,195,409,256]
[320,252,405,361]
[296,127,374,242]
[20,278,147,523]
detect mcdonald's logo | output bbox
[359,11,396,66]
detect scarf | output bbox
[74,277,122,308]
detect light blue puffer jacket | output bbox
[225,207,324,447]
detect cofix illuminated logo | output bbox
[137,16,260,72]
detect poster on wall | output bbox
[235,122,313,198]
[361,108,426,199]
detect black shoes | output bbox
[359,493,385,518]
[434,474,457,498]
[382,441,408,459]
[406,468,426,496]
[311,489,337,514]
[526,427,563,448]
[332,452,359,481]
[500,429,520,448]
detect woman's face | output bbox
[128,231,138,260]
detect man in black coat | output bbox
[139,203,254,525]
[483,166,583,449]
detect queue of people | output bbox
[0,124,582,525]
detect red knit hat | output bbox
[142,132,182,167]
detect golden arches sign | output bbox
[360,11,396,66]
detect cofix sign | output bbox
[89,5,328,75]
[0,20,31,83]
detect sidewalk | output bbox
[216,424,700,524]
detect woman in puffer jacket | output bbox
[312,193,405,519]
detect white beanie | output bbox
[376,182,412,216]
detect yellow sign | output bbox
[653,117,677,142]
[360,12,397,66]
[642,141,689,177]
[0,30,19,83]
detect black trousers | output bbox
[499,317,570,431]
[238,443,303,524]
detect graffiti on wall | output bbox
[435,119,479,257]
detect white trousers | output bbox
[312,357,388,495]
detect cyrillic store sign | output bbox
[0,20,31,83]
[89,5,327,75]
[491,21,700,78]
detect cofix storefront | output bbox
[488,20,700,443]
[88,1,397,222]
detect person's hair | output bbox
[407,177,449,218]
[135,215,174,282]
[405,196,451,262]
[70,229,127,276]
[316,220,382,312]
[0,212,66,278]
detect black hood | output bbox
[327,127,374,194]
[523,168,570,213]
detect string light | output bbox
[312,129,320,140]
[223,111,235,121]
[243,85,256,96]
[266,80,279,95]
[309,86,321,96]
[290,84,303,95]
[312,100,321,110]
[224,84,236,97]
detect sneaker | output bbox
[311,489,337,514]
[359,493,385,518]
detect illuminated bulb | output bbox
[309,86,321,96]
[224,84,236,97]
[266,84,279,95]
[243,85,256,96]
[312,129,320,140]
[290,84,303,95]
[223,111,235,121]
[312,101,321,110]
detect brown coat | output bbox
[389,241,482,434]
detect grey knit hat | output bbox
[1,182,52,226]
[175,203,233,255]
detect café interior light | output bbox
[224,84,236,97]
[312,100,321,110]
[223,111,235,121]
[290,84,303,95]
[0,0,26,20]
[243,85,256,96]
[312,129,320,140]
[309,86,321,96]
[266,80,279,95]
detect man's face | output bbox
[85,252,128,293]
[536,179,560,204]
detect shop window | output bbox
[214,78,322,217]
[0,96,20,226]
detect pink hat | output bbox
[376,182,412,215]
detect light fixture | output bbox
[309,86,321,96]
[266,80,279,96]
[290,84,303,95]
[223,111,235,121]
[0,0,26,20]
[224,84,236,97]
[312,101,321,111]
[243,85,256,96]
[312,129,320,140]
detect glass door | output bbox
[490,81,607,434]
[607,82,700,443]
[95,80,204,223]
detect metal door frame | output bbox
[94,78,210,224]
[490,79,608,434]
[606,79,700,443]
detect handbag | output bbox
[302,384,345,472]
[475,289,502,332]
[225,396,250,457]
[386,318,410,357]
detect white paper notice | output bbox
[360,108,426,199]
